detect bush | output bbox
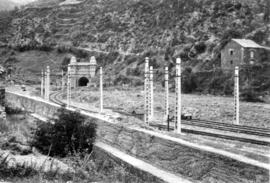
[182,67,197,93]
[241,89,264,103]
[194,42,206,54]
[32,107,97,157]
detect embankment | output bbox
[6,91,270,183]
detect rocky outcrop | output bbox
[0,150,75,175]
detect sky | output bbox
[11,0,36,5]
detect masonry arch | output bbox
[78,77,89,87]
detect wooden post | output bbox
[41,70,44,98]
[144,57,149,124]
[149,66,154,119]
[164,67,169,124]
[100,67,103,113]
[175,58,182,134]
[234,66,239,125]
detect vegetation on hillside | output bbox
[0,0,269,99]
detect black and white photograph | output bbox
[0,0,269,182]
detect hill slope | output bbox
[1,0,270,98]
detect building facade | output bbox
[221,39,270,70]
[68,56,97,87]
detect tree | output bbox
[61,56,70,72]
[32,107,97,157]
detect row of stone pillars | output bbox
[144,58,240,134]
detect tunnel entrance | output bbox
[78,77,89,87]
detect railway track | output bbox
[49,91,270,146]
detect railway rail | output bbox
[49,91,270,146]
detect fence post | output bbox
[41,70,44,98]
[234,66,239,125]
[149,66,154,119]
[100,67,103,113]
[164,67,169,124]
[144,57,149,124]
[175,58,182,134]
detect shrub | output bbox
[194,42,206,54]
[241,89,264,103]
[32,107,97,157]
[5,105,23,115]
[182,67,197,93]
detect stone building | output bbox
[221,39,270,70]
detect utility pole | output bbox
[41,70,44,98]
[100,67,103,113]
[234,66,239,125]
[144,57,150,124]
[175,58,182,134]
[164,66,169,124]
[45,66,50,101]
[149,66,154,119]
[67,66,71,107]
[61,70,65,91]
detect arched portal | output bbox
[78,77,89,87]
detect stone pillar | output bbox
[234,66,239,125]
[144,57,149,124]
[41,70,44,98]
[164,67,169,123]
[100,67,103,113]
[175,58,182,134]
[149,66,154,119]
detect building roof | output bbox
[232,39,263,48]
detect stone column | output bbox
[164,67,169,124]
[41,70,44,98]
[144,57,149,124]
[149,66,154,119]
[175,58,182,134]
[100,67,103,113]
[234,66,239,125]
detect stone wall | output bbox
[6,91,269,183]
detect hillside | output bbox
[0,0,270,99]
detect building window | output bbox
[230,60,233,65]
[250,51,254,58]
[229,49,234,56]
